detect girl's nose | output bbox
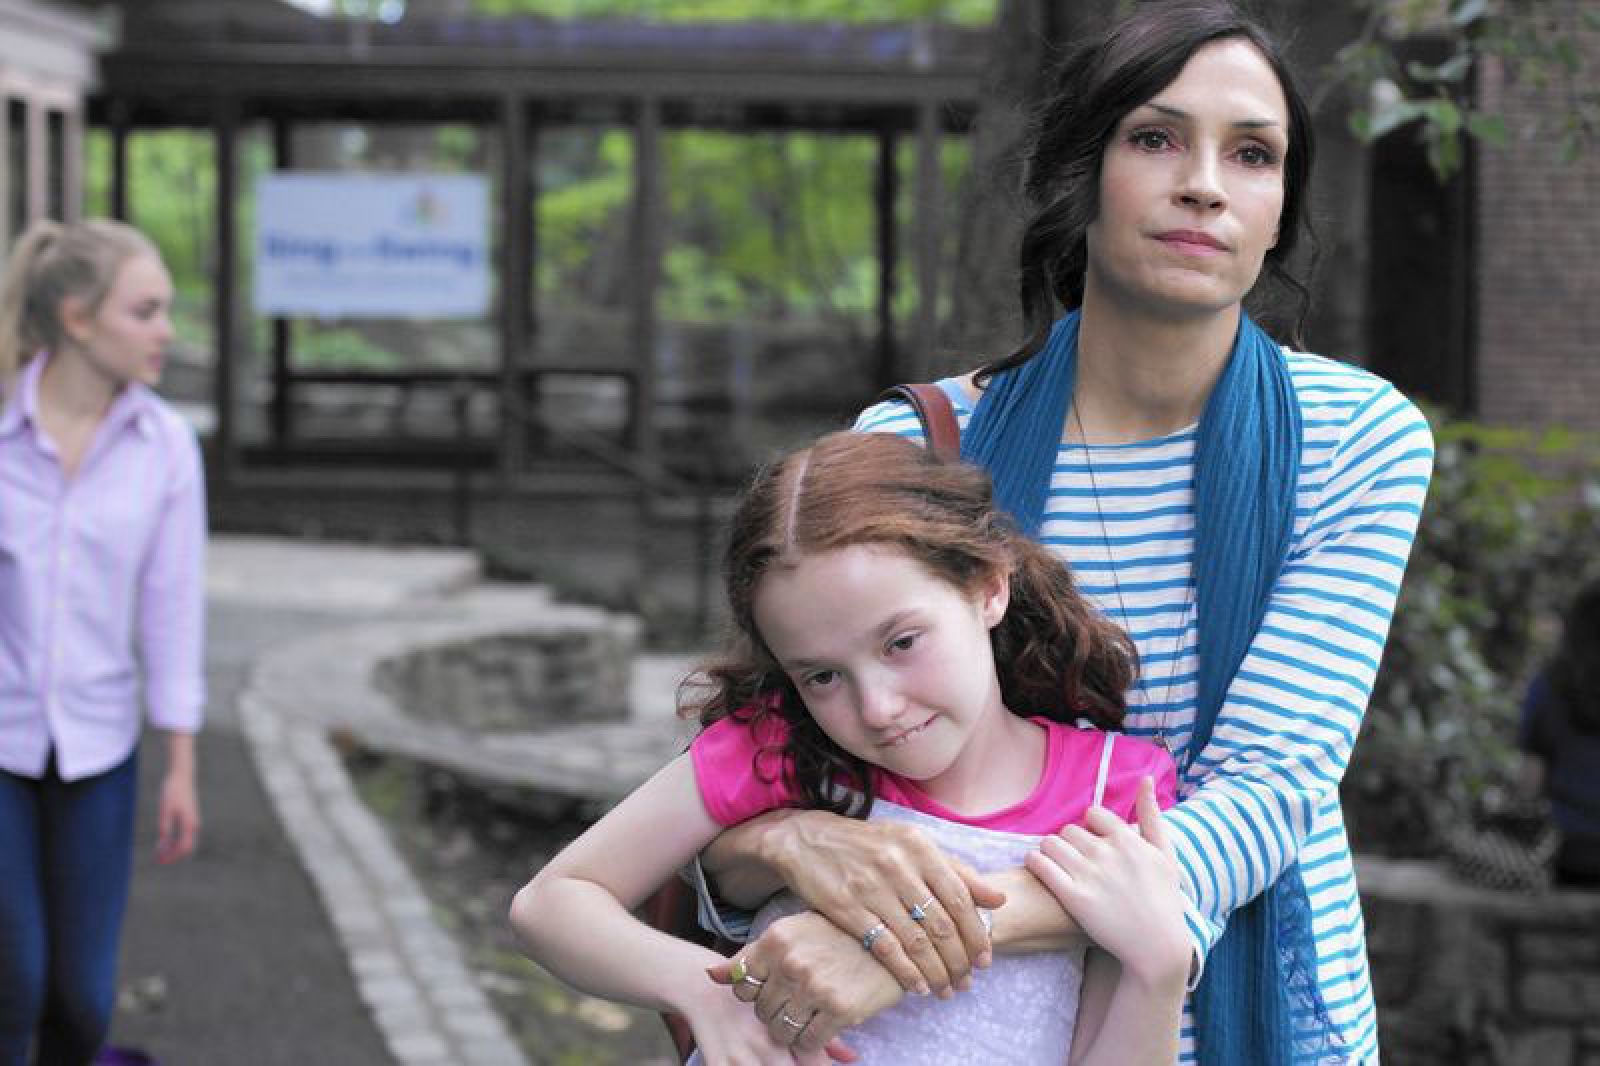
[856,675,906,729]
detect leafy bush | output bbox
[1344,413,1600,857]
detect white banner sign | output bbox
[254,173,490,318]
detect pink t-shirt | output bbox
[690,713,1178,834]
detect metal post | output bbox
[269,119,293,451]
[452,380,473,546]
[874,127,900,390]
[26,98,46,222]
[913,101,943,383]
[499,92,532,482]
[630,97,663,462]
[108,101,129,222]
[213,98,239,482]
[63,109,83,222]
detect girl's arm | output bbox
[1067,952,1183,1066]
[510,754,827,1065]
[1041,781,1188,1066]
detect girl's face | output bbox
[752,543,1014,802]
[61,253,175,389]
[1083,38,1289,322]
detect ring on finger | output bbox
[777,1010,812,1043]
[907,895,937,923]
[860,921,889,952]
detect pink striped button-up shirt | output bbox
[0,353,206,782]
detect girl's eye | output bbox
[887,633,917,655]
[1128,128,1174,152]
[803,670,838,689]
[1236,142,1279,167]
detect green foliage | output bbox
[469,0,996,23]
[1344,412,1600,857]
[1339,0,1597,179]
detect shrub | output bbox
[1343,413,1600,857]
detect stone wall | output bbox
[377,630,635,732]
[1361,857,1600,1064]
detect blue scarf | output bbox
[963,310,1331,1065]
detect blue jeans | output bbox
[0,751,137,1066]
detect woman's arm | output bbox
[1087,386,1435,978]
[138,425,207,743]
[155,730,200,864]
[703,861,1087,1056]
[140,426,207,866]
[511,755,828,1065]
[700,807,1021,995]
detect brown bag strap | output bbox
[878,382,961,460]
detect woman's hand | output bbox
[683,973,839,1066]
[764,811,1005,996]
[708,910,903,1059]
[1024,778,1190,988]
[156,731,200,865]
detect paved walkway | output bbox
[110,535,692,1066]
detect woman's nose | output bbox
[1175,151,1226,210]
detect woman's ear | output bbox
[57,295,95,346]
[980,567,1011,628]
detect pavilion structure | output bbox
[90,0,987,517]
[0,0,100,255]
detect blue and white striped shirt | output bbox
[857,350,1434,1064]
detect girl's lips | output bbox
[882,717,935,748]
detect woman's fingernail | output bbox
[978,950,994,968]
[958,975,974,992]
[915,982,930,996]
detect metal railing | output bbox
[458,377,722,639]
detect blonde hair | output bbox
[0,218,160,392]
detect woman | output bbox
[1519,577,1600,888]
[0,219,206,1066]
[694,2,1434,1063]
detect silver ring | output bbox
[779,1012,806,1031]
[739,971,766,990]
[908,895,937,923]
[860,922,888,952]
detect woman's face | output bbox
[1083,38,1290,322]
[62,253,175,389]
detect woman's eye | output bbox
[1236,142,1279,167]
[887,634,917,654]
[804,670,838,689]
[1129,129,1173,151]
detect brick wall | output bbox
[1474,2,1600,430]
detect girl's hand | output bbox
[768,811,1005,996]
[1024,777,1189,988]
[707,910,903,1059]
[156,734,200,864]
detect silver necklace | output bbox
[1071,401,1194,753]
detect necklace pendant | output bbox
[1156,733,1172,754]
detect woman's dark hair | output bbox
[1547,578,1600,735]
[985,0,1318,381]
[681,431,1137,818]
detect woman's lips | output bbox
[1155,230,1228,255]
